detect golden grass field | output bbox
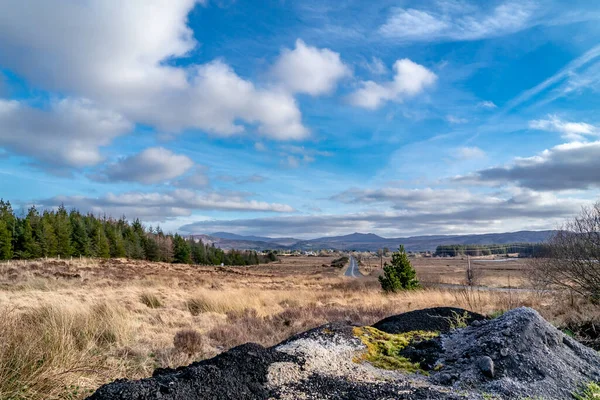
[0,255,594,399]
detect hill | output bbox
[191,230,555,252]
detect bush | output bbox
[173,329,204,355]
[379,245,420,293]
[529,201,600,301]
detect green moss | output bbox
[353,326,439,373]
[574,381,600,400]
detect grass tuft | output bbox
[574,381,600,400]
[139,292,163,309]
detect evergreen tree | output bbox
[38,214,58,257]
[91,225,110,258]
[143,234,160,261]
[105,224,126,258]
[0,219,12,260]
[191,239,206,264]
[379,245,420,293]
[55,205,72,258]
[17,218,39,259]
[70,213,90,257]
[172,234,191,264]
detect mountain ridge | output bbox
[191,230,555,252]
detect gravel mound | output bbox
[431,307,600,399]
[87,343,297,400]
[372,307,486,334]
[88,307,600,400]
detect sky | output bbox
[1,0,600,239]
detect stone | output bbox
[477,356,495,378]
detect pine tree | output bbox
[379,245,420,293]
[172,234,191,264]
[70,213,90,257]
[55,205,72,258]
[0,219,12,260]
[91,225,110,258]
[19,218,38,259]
[38,216,58,257]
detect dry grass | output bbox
[0,257,595,399]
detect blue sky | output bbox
[1,0,600,238]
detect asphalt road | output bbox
[344,256,361,278]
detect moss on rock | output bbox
[353,326,439,373]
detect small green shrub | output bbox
[379,245,420,293]
[446,310,469,330]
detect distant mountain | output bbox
[210,232,276,242]
[210,232,300,247]
[191,230,555,252]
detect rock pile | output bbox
[88,307,600,400]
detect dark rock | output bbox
[477,356,494,378]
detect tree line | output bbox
[0,199,277,265]
[434,243,551,257]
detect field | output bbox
[0,255,594,399]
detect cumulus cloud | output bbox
[93,147,194,184]
[0,98,132,169]
[0,0,308,140]
[529,115,598,141]
[271,39,351,96]
[457,141,600,190]
[348,59,437,109]
[181,188,585,237]
[39,189,295,221]
[379,1,536,42]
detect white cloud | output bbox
[364,57,388,75]
[40,189,295,221]
[529,115,598,141]
[271,39,351,96]
[379,1,536,42]
[478,101,497,109]
[95,147,194,184]
[0,0,308,140]
[455,146,486,160]
[446,115,468,124]
[349,59,437,109]
[0,98,132,170]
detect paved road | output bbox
[344,255,361,278]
